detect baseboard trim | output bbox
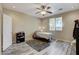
[54,38,72,43]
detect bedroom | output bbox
[0,3,78,55]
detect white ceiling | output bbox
[2,3,79,18]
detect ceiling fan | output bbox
[36,5,53,16]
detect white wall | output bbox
[3,8,41,43]
[42,10,79,42]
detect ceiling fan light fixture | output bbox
[40,11,46,15]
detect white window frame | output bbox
[49,17,63,31]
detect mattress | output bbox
[36,32,53,40]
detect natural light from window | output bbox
[49,17,63,31]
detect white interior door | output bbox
[3,14,12,51]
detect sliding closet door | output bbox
[3,14,12,51]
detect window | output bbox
[49,17,63,31]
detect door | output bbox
[3,14,12,51]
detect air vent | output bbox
[58,8,63,11]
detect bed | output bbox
[33,31,53,42]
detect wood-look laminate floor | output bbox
[3,40,76,55]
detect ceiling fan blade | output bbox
[36,8,42,10]
[41,5,46,9]
[46,11,52,14]
[35,11,41,14]
[47,6,51,9]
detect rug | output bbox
[26,39,50,52]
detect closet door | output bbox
[3,14,12,51]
